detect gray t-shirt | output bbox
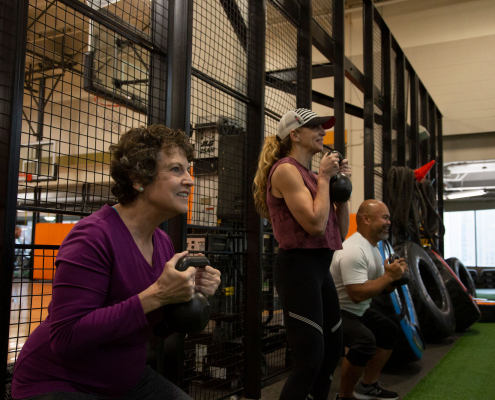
[330,232,384,316]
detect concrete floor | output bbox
[240,332,463,400]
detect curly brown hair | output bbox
[252,134,293,220]
[110,125,194,205]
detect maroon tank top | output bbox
[266,157,343,250]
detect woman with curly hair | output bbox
[253,109,351,400]
[12,125,221,400]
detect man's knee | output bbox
[375,317,400,350]
[345,333,376,367]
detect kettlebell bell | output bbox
[153,256,211,335]
[389,253,411,287]
[329,151,352,203]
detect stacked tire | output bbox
[428,251,481,332]
[394,241,455,342]
[371,241,425,364]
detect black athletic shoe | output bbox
[353,381,399,400]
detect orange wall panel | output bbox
[33,223,76,280]
[346,213,357,240]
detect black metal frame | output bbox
[244,2,266,397]
[0,0,30,389]
[360,2,443,205]
[1,1,445,398]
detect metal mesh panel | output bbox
[313,0,333,38]
[192,0,248,95]
[182,1,249,397]
[405,68,411,167]
[85,0,153,37]
[10,0,164,372]
[9,247,57,364]
[189,77,247,227]
[259,1,302,381]
[391,48,398,165]
[265,1,297,117]
[261,114,289,380]
[19,1,150,215]
[373,21,383,200]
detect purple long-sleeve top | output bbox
[12,205,175,399]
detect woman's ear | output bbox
[289,129,299,143]
[132,181,143,192]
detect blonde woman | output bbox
[253,109,351,400]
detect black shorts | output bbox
[342,308,399,367]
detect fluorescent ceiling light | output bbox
[44,216,56,221]
[444,190,487,200]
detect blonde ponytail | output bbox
[253,135,293,220]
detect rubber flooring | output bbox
[240,332,464,400]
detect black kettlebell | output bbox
[153,256,211,335]
[389,253,411,287]
[329,151,352,203]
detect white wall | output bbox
[346,0,495,137]
[310,0,495,212]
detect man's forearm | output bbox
[345,274,394,304]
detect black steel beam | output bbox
[0,0,29,389]
[436,110,444,256]
[271,0,299,26]
[344,56,365,92]
[244,0,265,397]
[311,19,335,63]
[396,49,406,166]
[363,0,375,200]
[382,29,392,205]
[429,96,437,188]
[420,83,429,166]
[297,0,312,108]
[147,0,168,377]
[165,0,192,270]
[266,63,334,82]
[311,90,363,119]
[219,0,248,53]
[333,0,346,156]
[163,0,194,386]
[409,70,419,169]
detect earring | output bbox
[139,187,144,192]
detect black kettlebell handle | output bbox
[389,253,401,263]
[175,255,210,272]
[329,150,344,165]
[389,253,410,287]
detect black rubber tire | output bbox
[371,240,425,364]
[394,241,455,341]
[429,251,481,332]
[371,286,425,364]
[445,257,477,297]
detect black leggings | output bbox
[274,248,343,400]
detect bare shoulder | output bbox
[271,162,305,195]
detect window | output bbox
[476,210,495,267]
[444,209,495,267]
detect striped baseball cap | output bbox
[277,108,336,140]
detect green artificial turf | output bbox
[403,323,495,400]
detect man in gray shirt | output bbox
[330,200,407,400]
